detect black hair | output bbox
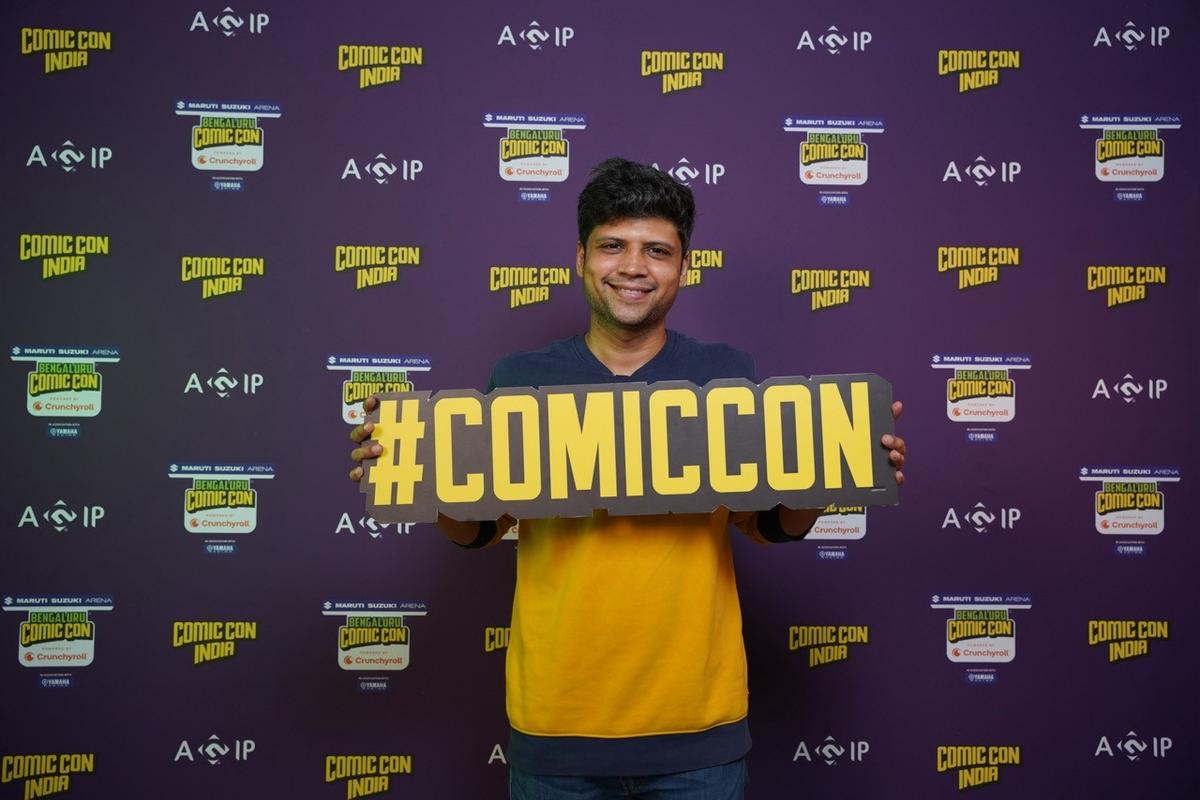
[577,157,695,253]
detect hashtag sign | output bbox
[368,398,426,505]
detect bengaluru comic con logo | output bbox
[337,43,424,89]
[4,595,113,670]
[168,463,275,551]
[932,353,1029,432]
[333,245,421,291]
[931,593,1031,667]
[489,265,572,309]
[937,49,1020,92]
[174,99,282,191]
[20,27,110,73]
[784,117,883,191]
[937,246,1019,290]
[640,49,724,93]
[326,355,431,424]
[12,345,120,420]
[1080,114,1180,184]
[323,601,427,671]
[788,624,868,668]
[1079,466,1178,537]
[483,112,587,199]
[18,234,110,281]
[790,268,872,310]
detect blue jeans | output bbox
[509,758,747,799]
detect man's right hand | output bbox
[348,395,381,482]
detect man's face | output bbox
[576,217,688,333]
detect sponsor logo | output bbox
[26,140,112,172]
[172,620,257,665]
[788,624,868,667]
[189,7,270,36]
[484,626,510,652]
[932,353,1029,426]
[325,754,412,797]
[1086,264,1166,307]
[807,504,866,539]
[1095,732,1173,760]
[640,49,725,94]
[937,246,1019,290]
[792,737,869,765]
[1092,373,1167,403]
[931,594,1031,665]
[180,255,265,299]
[784,117,883,188]
[791,268,871,310]
[334,244,421,291]
[936,745,1021,790]
[937,49,1020,92]
[324,601,427,672]
[489,265,571,309]
[333,514,415,538]
[796,26,872,54]
[326,354,431,424]
[941,503,1020,533]
[20,27,111,73]
[13,345,120,419]
[1079,465,1178,537]
[169,463,274,540]
[1080,114,1181,185]
[184,367,264,398]
[497,20,574,50]
[1093,22,1170,50]
[174,735,255,764]
[653,157,725,186]
[17,500,105,533]
[18,234,109,281]
[0,752,94,796]
[341,153,423,184]
[338,43,423,89]
[943,156,1021,186]
[1087,619,1169,662]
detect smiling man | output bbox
[350,158,905,799]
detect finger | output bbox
[894,470,904,486]
[890,449,904,466]
[891,400,903,421]
[881,433,906,455]
[364,395,378,412]
[350,443,382,463]
[348,466,363,482]
[349,421,374,444]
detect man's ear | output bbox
[678,251,690,285]
[576,241,585,277]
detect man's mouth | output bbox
[607,282,653,301]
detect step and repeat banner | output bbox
[2,1,1197,797]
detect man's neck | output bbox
[583,322,668,376]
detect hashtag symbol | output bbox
[369,398,426,505]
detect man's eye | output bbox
[601,242,621,251]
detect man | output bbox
[350,158,905,798]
